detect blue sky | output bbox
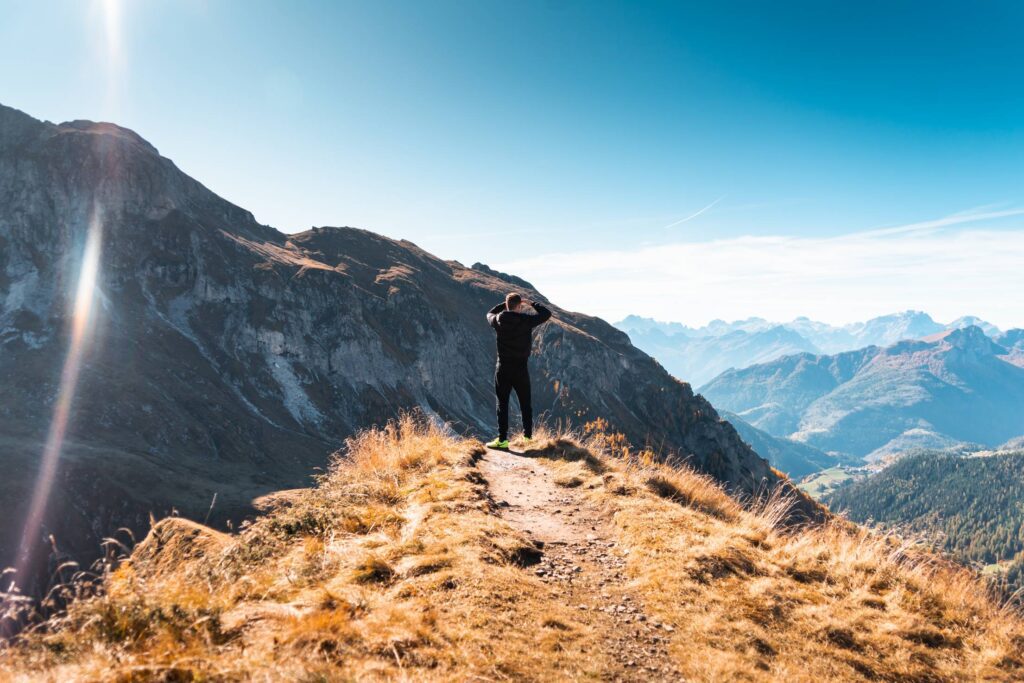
[2,1,1023,326]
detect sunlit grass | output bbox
[2,413,1021,681]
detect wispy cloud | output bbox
[851,205,1024,239]
[660,196,726,230]
[497,209,1024,329]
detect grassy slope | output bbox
[2,417,1022,681]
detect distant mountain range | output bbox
[701,326,1024,459]
[615,311,1006,386]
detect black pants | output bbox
[495,360,532,441]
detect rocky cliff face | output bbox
[0,103,799,592]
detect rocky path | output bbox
[477,446,682,682]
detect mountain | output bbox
[720,411,857,479]
[700,327,1024,458]
[614,313,695,337]
[792,310,1001,352]
[620,324,820,386]
[0,103,800,594]
[3,420,1020,681]
[826,449,1024,568]
[1001,435,1024,450]
[863,428,980,463]
[999,329,1024,367]
[841,310,945,350]
[779,316,857,352]
[951,315,1002,337]
[616,312,1008,386]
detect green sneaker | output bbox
[522,436,533,444]
[486,438,510,450]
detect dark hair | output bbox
[505,292,522,310]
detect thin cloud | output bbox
[660,196,726,230]
[497,212,1024,329]
[852,205,1024,240]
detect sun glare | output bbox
[101,0,122,59]
[97,0,124,115]
[11,210,103,591]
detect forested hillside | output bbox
[826,451,1024,566]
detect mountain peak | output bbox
[950,315,1001,337]
[0,102,273,241]
[940,325,1005,354]
[0,102,50,150]
[56,119,160,156]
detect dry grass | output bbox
[520,426,1024,682]
[0,415,614,680]
[2,414,1022,681]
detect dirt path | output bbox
[477,446,682,682]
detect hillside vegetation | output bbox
[2,416,1022,681]
[827,451,1024,572]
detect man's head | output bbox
[505,292,522,311]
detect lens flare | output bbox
[97,0,124,115]
[9,210,103,592]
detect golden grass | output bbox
[2,414,1021,681]
[519,428,1024,682]
[0,415,613,680]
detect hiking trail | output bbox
[477,445,682,681]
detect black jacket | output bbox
[487,300,552,361]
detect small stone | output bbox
[663,624,675,632]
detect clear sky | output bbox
[2,1,1023,327]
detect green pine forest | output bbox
[826,450,1024,596]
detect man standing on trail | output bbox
[485,292,552,450]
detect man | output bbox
[485,292,552,449]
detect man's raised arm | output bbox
[528,301,552,327]
[487,302,505,329]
